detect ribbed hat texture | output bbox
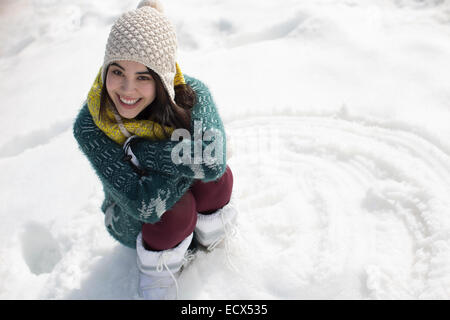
[102,0,178,100]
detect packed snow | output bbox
[1,0,450,299]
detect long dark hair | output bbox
[100,65,196,139]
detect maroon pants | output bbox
[142,166,233,251]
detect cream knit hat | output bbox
[102,0,178,100]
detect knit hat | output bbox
[102,0,185,101]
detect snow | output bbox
[1,0,450,299]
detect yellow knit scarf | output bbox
[86,63,186,145]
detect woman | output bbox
[72,0,237,299]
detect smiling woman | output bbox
[105,60,157,119]
[99,60,195,138]
[72,0,236,301]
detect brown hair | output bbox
[100,65,196,139]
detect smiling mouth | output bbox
[116,94,142,108]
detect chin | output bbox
[117,109,139,120]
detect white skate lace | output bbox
[207,210,238,270]
[140,249,196,300]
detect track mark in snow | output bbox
[20,222,62,275]
[0,119,73,159]
[224,115,450,299]
[226,11,310,48]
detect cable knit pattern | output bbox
[132,75,227,182]
[73,75,226,248]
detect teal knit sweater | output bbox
[73,75,227,248]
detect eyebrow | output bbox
[110,62,151,75]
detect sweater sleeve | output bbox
[73,104,191,224]
[131,76,227,183]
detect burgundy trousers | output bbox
[142,165,233,251]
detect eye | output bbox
[111,69,123,76]
[138,76,152,81]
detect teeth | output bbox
[119,96,139,105]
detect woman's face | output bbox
[105,60,156,119]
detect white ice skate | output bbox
[136,232,194,300]
[194,197,238,251]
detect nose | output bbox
[120,78,136,93]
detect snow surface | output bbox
[1,0,450,299]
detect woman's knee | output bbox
[141,190,197,251]
[191,165,233,213]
